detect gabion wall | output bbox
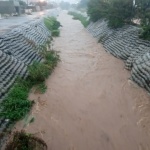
[87,20,150,92]
[0,19,51,101]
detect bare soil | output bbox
[16,12,150,150]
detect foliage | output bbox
[135,0,150,40]
[44,50,60,67]
[87,0,150,37]
[44,17,61,36]
[0,79,34,121]
[87,0,109,22]
[87,0,135,28]
[35,83,47,94]
[52,30,60,37]
[68,11,89,27]
[28,50,59,93]
[5,130,47,150]
[28,62,50,83]
[0,49,59,121]
[107,0,135,28]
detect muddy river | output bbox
[16,11,150,150]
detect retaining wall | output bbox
[87,20,150,92]
[0,19,51,101]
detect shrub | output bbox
[107,0,135,28]
[28,62,50,83]
[68,11,89,27]
[35,82,47,94]
[87,0,135,28]
[44,50,60,68]
[44,17,61,35]
[5,130,47,150]
[87,0,109,22]
[0,50,60,121]
[52,30,60,37]
[28,50,59,93]
[0,80,34,121]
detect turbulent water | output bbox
[16,11,150,150]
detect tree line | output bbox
[79,0,150,40]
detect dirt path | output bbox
[16,12,150,150]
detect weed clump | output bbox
[68,11,89,27]
[0,50,59,121]
[52,30,60,37]
[44,17,61,37]
[28,62,50,83]
[5,130,47,150]
[0,79,34,121]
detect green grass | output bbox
[68,11,89,27]
[28,62,51,83]
[52,30,60,37]
[35,83,47,94]
[0,79,34,121]
[0,50,60,121]
[44,17,61,37]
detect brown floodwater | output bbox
[16,11,150,150]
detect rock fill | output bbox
[0,19,51,101]
[87,20,150,92]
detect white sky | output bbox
[51,0,80,4]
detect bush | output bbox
[0,79,34,121]
[35,82,47,94]
[52,30,60,37]
[87,0,135,28]
[68,11,89,27]
[44,17,61,36]
[44,50,60,67]
[0,50,60,121]
[87,0,109,22]
[5,130,47,150]
[28,50,59,93]
[139,25,150,40]
[28,62,50,83]
[136,0,150,40]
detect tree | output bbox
[87,0,135,28]
[87,0,109,22]
[107,0,135,28]
[135,0,150,40]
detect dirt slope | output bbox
[16,11,150,150]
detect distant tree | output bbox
[135,0,150,40]
[87,0,135,28]
[107,0,135,28]
[87,0,109,22]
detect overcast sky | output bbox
[51,0,80,4]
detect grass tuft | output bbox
[44,17,61,37]
[0,79,34,121]
[68,11,89,27]
[0,50,59,122]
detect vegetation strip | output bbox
[44,17,61,37]
[0,50,59,122]
[0,17,60,126]
[87,0,150,40]
[5,130,48,150]
[68,11,89,27]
